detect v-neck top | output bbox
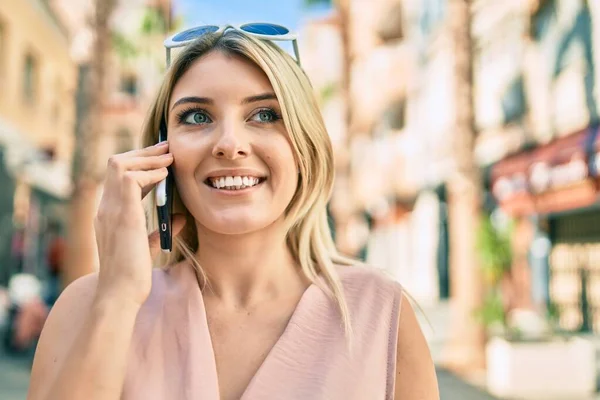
[121,263,404,400]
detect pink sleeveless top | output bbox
[121,263,403,399]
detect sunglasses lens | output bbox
[171,25,220,42]
[240,23,289,36]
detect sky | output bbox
[172,0,332,58]
[173,0,332,32]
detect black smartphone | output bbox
[156,118,172,252]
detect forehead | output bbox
[169,51,275,105]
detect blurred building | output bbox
[303,0,600,335]
[0,0,172,285]
[301,0,446,305]
[53,0,173,177]
[0,0,76,284]
[488,0,600,336]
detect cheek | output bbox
[169,137,208,178]
[265,147,298,196]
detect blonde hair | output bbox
[141,29,357,333]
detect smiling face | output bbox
[167,51,299,236]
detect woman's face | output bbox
[167,51,299,235]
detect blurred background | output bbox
[0,0,599,399]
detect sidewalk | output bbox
[0,350,31,400]
[437,368,498,399]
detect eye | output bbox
[250,108,281,124]
[185,111,211,124]
[177,109,212,125]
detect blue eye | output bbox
[176,108,212,125]
[251,108,281,123]
[184,111,211,124]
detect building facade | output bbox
[0,0,76,284]
[489,0,600,335]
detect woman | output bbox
[27,28,439,399]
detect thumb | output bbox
[148,214,187,259]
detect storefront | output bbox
[491,126,600,335]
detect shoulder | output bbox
[333,264,438,398]
[391,285,439,398]
[335,263,403,304]
[333,264,404,333]
[28,272,99,399]
[31,266,178,357]
[28,266,184,398]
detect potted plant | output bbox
[477,211,596,399]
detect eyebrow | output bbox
[171,96,213,111]
[241,93,278,104]
[170,93,278,111]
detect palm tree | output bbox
[303,0,354,253]
[63,0,118,287]
[443,0,486,373]
[63,1,174,287]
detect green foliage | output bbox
[112,6,174,63]
[474,290,506,330]
[476,212,513,285]
[140,7,168,36]
[319,82,338,103]
[474,212,513,333]
[111,30,139,61]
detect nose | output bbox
[212,123,250,160]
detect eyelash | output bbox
[174,107,282,125]
[175,107,211,125]
[253,107,282,123]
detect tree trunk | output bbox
[443,0,486,373]
[332,0,356,255]
[63,0,117,287]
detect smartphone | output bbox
[156,118,172,252]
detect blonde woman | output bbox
[27,25,439,400]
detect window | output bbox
[23,53,38,104]
[120,74,138,97]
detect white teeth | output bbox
[209,175,263,190]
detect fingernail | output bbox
[155,141,168,147]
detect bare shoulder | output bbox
[27,268,172,399]
[394,292,440,399]
[28,272,100,399]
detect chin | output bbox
[200,211,280,236]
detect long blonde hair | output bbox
[141,29,357,333]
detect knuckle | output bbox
[122,172,137,186]
[107,155,122,171]
[95,207,109,224]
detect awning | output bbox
[0,116,72,199]
[490,127,599,216]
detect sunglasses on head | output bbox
[163,23,300,67]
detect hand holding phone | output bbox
[155,118,173,252]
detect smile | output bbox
[205,175,267,190]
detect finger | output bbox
[125,153,173,172]
[124,168,168,194]
[148,214,187,259]
[115,142,170,162]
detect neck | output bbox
[194,219,304,307]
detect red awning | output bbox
[490,128,599,216]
